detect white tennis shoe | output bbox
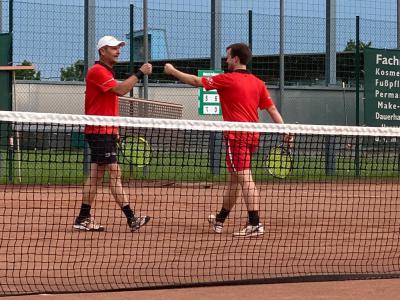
[208,214,223,234]
[233,223,264,237]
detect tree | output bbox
[60,60,84,81]
[344,39,372,51]
[15,60,41,80]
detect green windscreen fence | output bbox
[0,33,12,153]
[0,33,12,111]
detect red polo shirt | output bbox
[84,62,119,135]
[201,70,274,143]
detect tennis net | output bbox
[1,110,400,296]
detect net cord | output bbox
[0,110,399,137]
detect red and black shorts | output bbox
[225,138,258,173]
[85,134,118,165]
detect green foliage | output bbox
[15,60,41,80]
[60,59,84,81]
[344,39,372,51]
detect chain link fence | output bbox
[0,0,398,122]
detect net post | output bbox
[7,132,13,183]
[208,131,222,176]
[83,140,90,176]
[0,148,2,179]
[143,165,150,177]
[324,135,336,176]
[15,129,21,182]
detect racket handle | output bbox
[283,133,294,148]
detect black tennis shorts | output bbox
[85,134,118,165]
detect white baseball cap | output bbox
[97,36,126,50]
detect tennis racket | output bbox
[118,136,152,167]
[265,143,293,179]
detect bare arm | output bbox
[267,105,294,144]
[164,63,203,87]
[267,105,284,124]
[111,63,152,96]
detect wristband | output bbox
[134,70,144,80]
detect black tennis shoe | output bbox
[128,215,150,231]
[73,217,105,232]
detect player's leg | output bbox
[208,139,241,233]
[239,169,259,212]
[106,136,150,232]
[108,162,128,206]
[74,163,106,230]
[232,144,264,237]
[82,163,106,206]
[208,172,241,233]
[74,134,106,231]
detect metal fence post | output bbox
[355,16,361,177]
[130,4,135,97]
[209,0,222,176]
[248,10,253,72]
[324,0,337,175]
[143,0,149,100]
[278,0,284,113]
[83,0,96,177]
[325,0,336,86]
[7,0,13,183]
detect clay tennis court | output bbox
[1,180,400,296]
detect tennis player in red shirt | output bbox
[164,43,291,237]
[73,36,152,232]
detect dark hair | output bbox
[226,43,252,65]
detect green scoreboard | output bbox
[198,70,223,116]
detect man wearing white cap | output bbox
[74,36,152,232]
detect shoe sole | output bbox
[131,216,151,232]
[73,224,105,232]
[233,231,264,237]
[233,227,264,237]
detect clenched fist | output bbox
[164,63,176,75]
